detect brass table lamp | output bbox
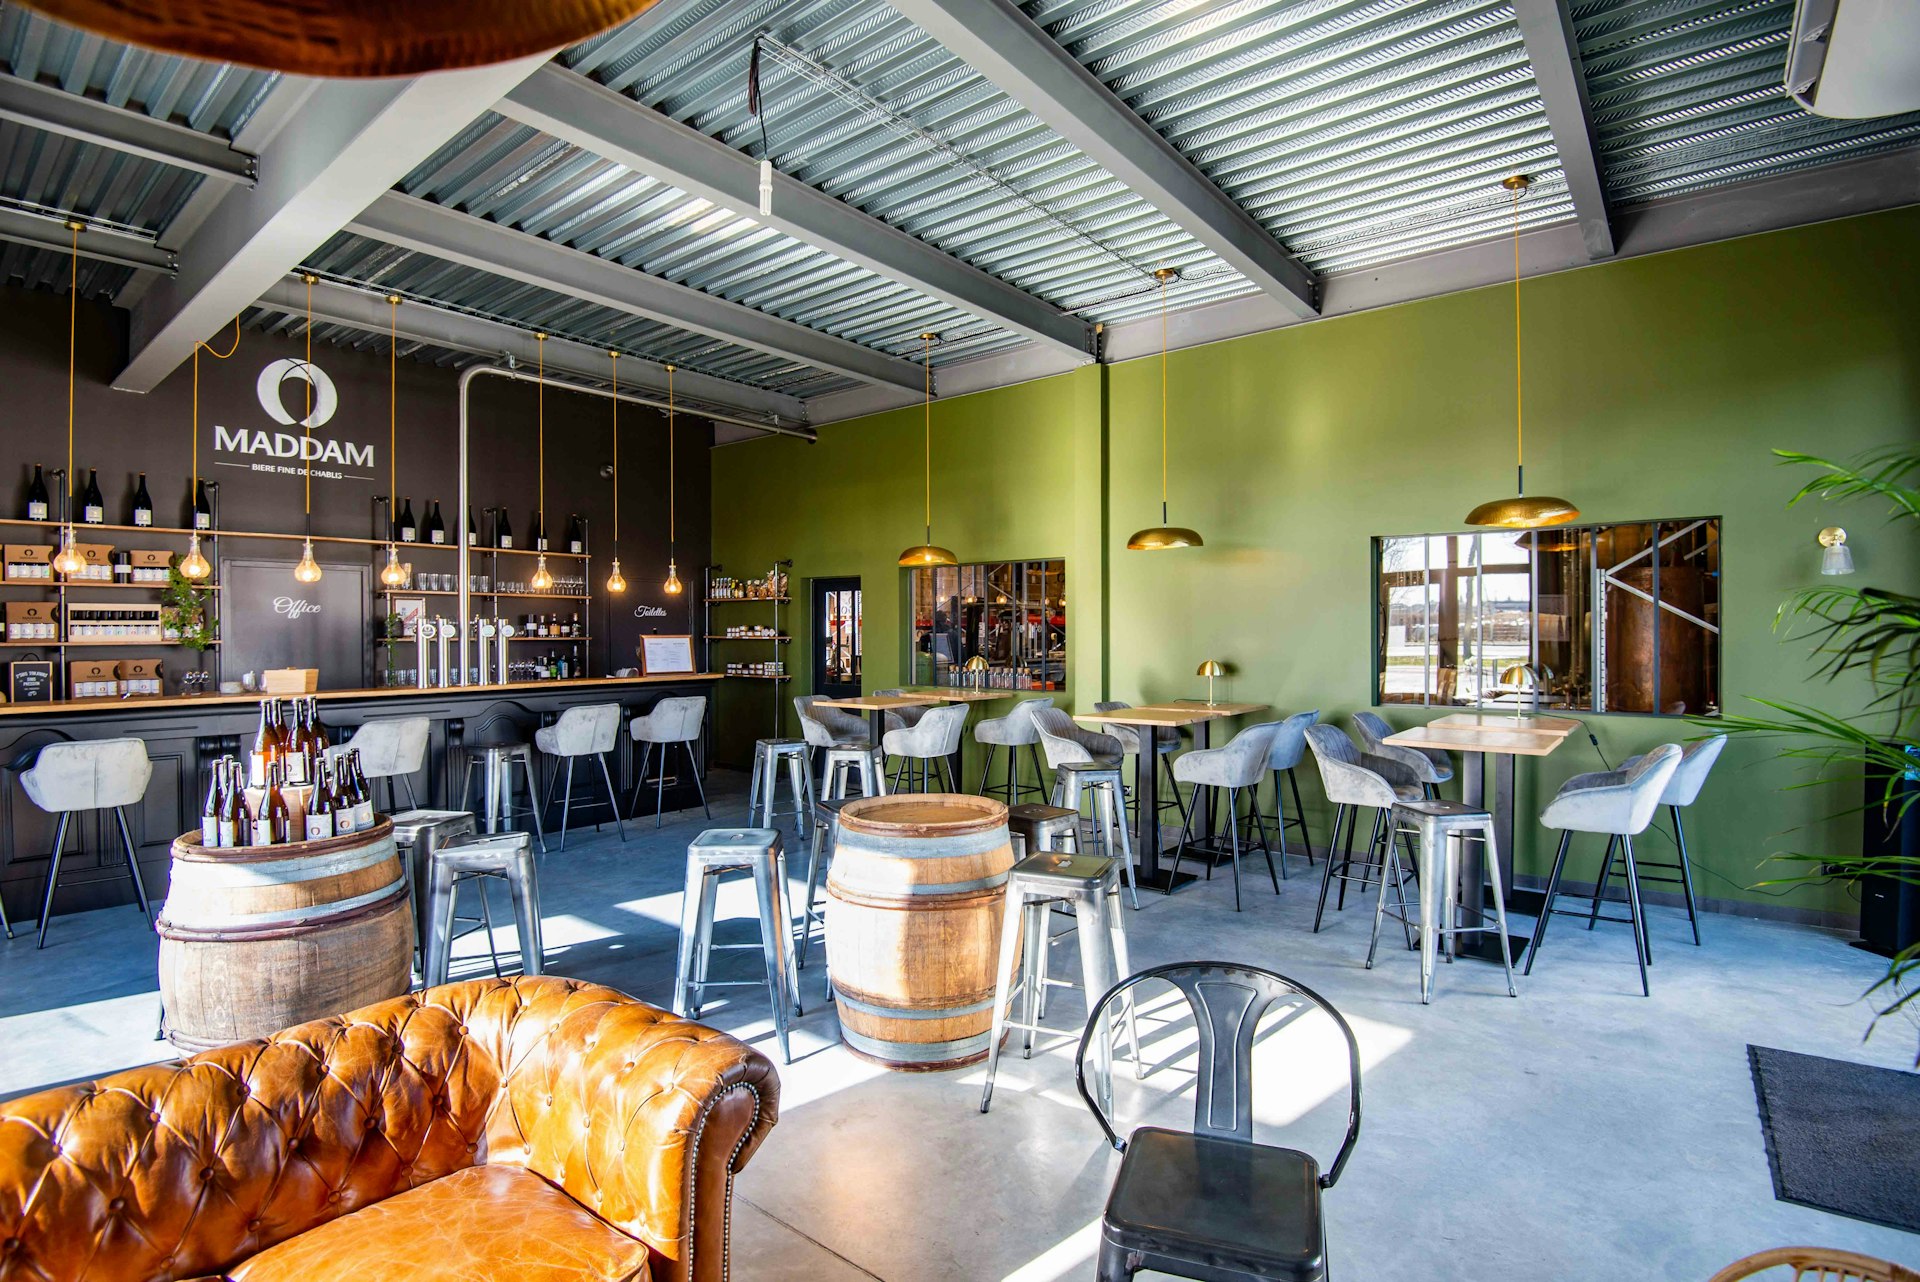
[1197,660,1225,707]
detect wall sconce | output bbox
[1818,527,1854,576]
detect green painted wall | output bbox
[713,206,1920,918]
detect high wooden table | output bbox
[1075,700,1268,891]
[1384,712,1577,960]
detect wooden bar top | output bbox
[0,672,722,719]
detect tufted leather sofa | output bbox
[0,977,779,1282]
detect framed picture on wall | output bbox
[393,597,426,638]
[639,634,696,675]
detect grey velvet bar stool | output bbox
[1304,725,1424,934]
[1527,744,1684,996]
[630,696,712,828]
[23,738,156,948]
[1587,734,1726,945]
[796,695,882,800]
[1353,710,1454,799]
[974,697,1054,805]
[326,717,429,812]
[1034,708,1139,909]
[1247,710,1319,868]
[1169,720,1284,911]
[883,703,968,793]
[424,831,544,987]
[676,827,800,1063]
[535,703,625,851]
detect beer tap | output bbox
[433,616,454,688]
[414,620,435,690]
[477,616,497,687]
[495,617,516,684]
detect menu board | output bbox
[639,634,696,675]
[10,659,53,703]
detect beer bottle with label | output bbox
[283,700,310,787]
[398,497,418,543]
[249,700,277,786]
[306,759,335,841]
[200,759,223,846]
[82,469,105,524]
[566,513,583,555]
[424,500,445,545]
[132,473,153,527]
[26,463,49,521]
[307,698,329,757]
[193,479,213,531]
[496,508,513,550]
[220,760,246,848]
[251,764,283,846]
[349,750,376,830]
[332,758,357,836]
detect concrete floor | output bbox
[3,773,1915,1280]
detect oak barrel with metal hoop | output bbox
[157,818,413,1052]
[825,793,1017,1070]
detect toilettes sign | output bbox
[212,358,376,479]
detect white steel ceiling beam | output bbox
[0,207,174,273]
[0,73,256,184]
[1512,0,1616,259]
[114,57,550,394]
[497,63,1096,360]
[890,0,1320,319]
[349,190,927,393]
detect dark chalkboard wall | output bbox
[0,283,710,687]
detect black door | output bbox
[812,577,862,698]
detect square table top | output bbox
[1428,712,1581,736]
[814,693,945,711]
[897,687,1017,704]
[1076,700,1269,728]
[1384,718,1574,758]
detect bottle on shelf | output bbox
[192,479,213,531]
[249,699,281,786]
[252,763,285,846]
[131,473,153,527]
[307,698,330,758]
[81,468,105,524]
[306,759,335,841]
[220,759,245,848]
[26,463,49,521]
[531,510,547,553]
[200,760,223,846]
[397,497,418,544]
[566,513,583,555]
[347,750,375,830]
[496,508,513,550]
[283,700,311,787]
[330,758,356,836]
[571,612,581,638]
[424,500,445,545]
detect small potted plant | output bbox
[160,556,216,690]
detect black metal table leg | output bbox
[1454,748,1532,965]
[1130,718,1195,892]
[870,709,888,794]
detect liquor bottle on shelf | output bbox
[570,612,581,638]
[192,479,213,531]
[26,463,49,521]
[220,760,245,848]
[397,497,418,544]
[424,500,445,545]
[531,510,547,553]
[81,468,104,524]
[306,760,335,841]
[566,513,583,555]
[200,761,223,846]
[496,508,513,550]
[466,503,479,546]
[131,473,153,527]
[347,750,375,830]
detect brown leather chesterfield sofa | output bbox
[0,978,779,1282]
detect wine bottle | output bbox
[496,509,513,550]
[26,464,49,521]
[200,761,223,846]
[532,510,547,552]
[249,700,276,786]
[282,700,309,787]
[425,500,445,545]
[82,468,104,524]
[307,698,329,757]
[566,513,583,555]
[466,503,479,546]
[131,472,153,527]
[193,479,213,531]
[220,760,245,848]
[252,764,283,846]
[348,750,375,830]
[397,496,418,544]
[331,758,356,835]
[305,760,335,841]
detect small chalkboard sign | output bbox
[10,659,54,704]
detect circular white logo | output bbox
[256,358,338,429]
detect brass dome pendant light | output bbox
[529,334,554,593]
[606,351,627,594]
[1127,268,1203,551]
[19,0,668,78]
[1464,175,1579,530]
[292,274,323,585]
[662,364,683,596]
[379,294,409,588]
[898,333,958,568]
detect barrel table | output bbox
[824,793,1016,1070]
[157,819,414,1052]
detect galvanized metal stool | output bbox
[820,744,883,799]
[747,738,814,840]
[1051,760,1139,909]
[980,851,1139,1115]
[390,809,477,972]
[676,827,801,1064]
[799,797,855,976]
[1369,800,1518,1003]
[459,742,547,853]
[424,831,543,987]
[1008,803,1080,859]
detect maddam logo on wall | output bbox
[212,359,377,481]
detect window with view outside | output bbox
[910,560,1065,690]
[1375,519,1720,717]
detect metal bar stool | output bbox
[459,742,547,853]
[390,810,477,973]
[23,738,156,948]
[1368,800,1518,1003]
[796,695,884,800]
[819,746,882,800]
[676,827,801,1064]
[799,797,854,978]
[424,832,543,987]
[747,738,814,840]
[1008,803,1080,859]
[980,850,1139,1114]
[1034,708,1139,909]
[1093,701,1190,834]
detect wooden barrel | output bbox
[157,818,413,1053]
[825,793,1016,1071]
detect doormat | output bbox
[1747,1044,1920,1233]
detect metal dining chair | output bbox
[1709,1247,1920,1282]
[1076,962,1362,1282]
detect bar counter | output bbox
[1,674,723,924]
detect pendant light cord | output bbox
[537,333,546,534]
[389,295,398,521]
[610,351,620,542]
[303,274,314,535]
[191,317,241,497]
[66,223,76,513]
[667,363,676,547]
[922,333,933,545]
[1512,183,1524,497]
[1159,270,1169,525]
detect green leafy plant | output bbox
[159,557,215,652]
[1712,445,1918,1052]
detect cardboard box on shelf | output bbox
[116,658,164,697]
[69,659,118,699]
[4,544,53,581]
[4,601,58,642]
[262,668,318,694]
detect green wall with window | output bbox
[712,205,1920,918]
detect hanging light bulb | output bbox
[530,553,554,592]
[1464,176,1579,529]
[606,350,626,593]
[294,539,323,583]
[1127,270,1204,550]
[379,294,407,588]
[379,543,408,587]
[663,364,686,593]
[178,531,212,581]
[52,523,85,577]
[898,334,959,567]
